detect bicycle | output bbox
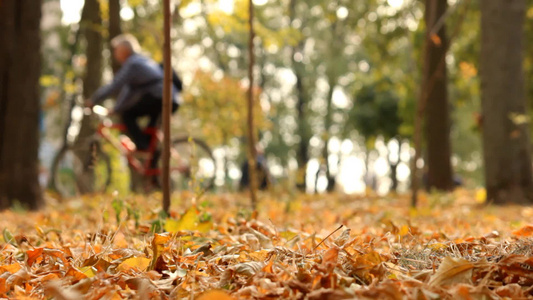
[50,103,216,197]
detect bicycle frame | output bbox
[90,105,193,181]
[95,118,162,177]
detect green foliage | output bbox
[181,70,270,145]
[349,80,402,148]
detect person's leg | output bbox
[122,95,164,150]
[121,109,150,150]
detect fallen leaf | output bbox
[233,262,265,277]
[0,263,21,274]
[428,257,474,286]
[26,248,44,267]
[117,257,151,272]
[78,266,96,278]
[197,290,235,300]
[0,278,6,294]
[149,233,171,270]
[322,246,339,266]
[2,228,17,247]
[512,224,533,237]
[166,207,198,232]
[44,280,83,300]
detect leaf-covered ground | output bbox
[1,190,533,299]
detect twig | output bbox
[313,224,343,251]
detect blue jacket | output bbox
[91,54,181,113]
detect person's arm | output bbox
[90,60,135,104]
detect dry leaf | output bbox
[117,257,151,272]
[26,248,44,267]
[0,263,21,274]
[322,246,339,266]
[197,290,235,300]
[512,224,533,237]
[428,257,474,286]
[44,280,83,300]
[233,262,265,277]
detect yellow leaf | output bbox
[178,207,199,231]
[428,242,447,251]
[39,75,60,87]
[164,218,180,233]
[118,257,151,272]
[399,225,410,236]
[475,188,486,204]
[79,266,97,278]
[197,220,213,233]
[280,231,298,241]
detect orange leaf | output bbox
[512,225,533,237]
[0,263,21,274]
[322,246,339,265]
[149,233,171,270]
[262,258,274,273]
[197,290,235,300]
[65,267,88,281]
[40,273,60,282]
[44,248,69,266]
[27,248,44,267]
[0,278,6,294]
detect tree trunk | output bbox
[424,0,453,191]
[295,70,310,192]
[162,0,172,214]
[109,0,122,73]
[290,0,310,192]
[0,0,43,210]
[246,0,258,209]
[480,0,532,204]
[76,0,104,193]
[322,75,336,192]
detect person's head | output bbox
[110,34,141,64]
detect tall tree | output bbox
[289,0,312,192]
[76,0,104,193]
[423,0,453,191]
[0,0,43,210]
[480,0,533,204]
[247,0,258,208]
[109,0,122,73]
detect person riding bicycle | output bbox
[85,34,181,183]
[86,34,181,150]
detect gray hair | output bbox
[110,34,141,54]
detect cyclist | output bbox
[85,34,181,184]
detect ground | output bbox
[1,189,533,299]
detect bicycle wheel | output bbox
[51,142,112,197]
[168,137,216,193]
